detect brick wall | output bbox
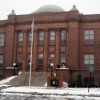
[0,10,100,83]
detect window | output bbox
[0,55,3,65]
[27,53,31,67]
[38,31,44,45]
[60,53,66,63]
[18,31,23,46]
[84,30,94,44]
[84,54,94,67]
[61,30,66,45]
[0,33,4,46]
[50,31,55,45]
[49,53,55,64]
[38,53,43,65]
[17,53,22,64]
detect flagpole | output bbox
[29,18,34,86]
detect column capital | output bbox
[22,29,28,33]
[55,28,60,32]
[34,29,38,33]
[44,28,48,32]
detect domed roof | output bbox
[33,5,65,13]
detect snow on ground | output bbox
[0,76,17,85]
[0,76,17,88]
[0,76,100,100]
[0,84,11,87]
[0,76,100,96]
[1,86,100,96]
[1,87,100,100]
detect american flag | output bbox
[31,18,34,30]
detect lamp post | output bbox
[50,63,54,76]
[13,63,16,75]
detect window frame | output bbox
[49,53,55,64]
[60,53,66,64]
[84,30,94,44]
[49,30,55,45]
[28,31,32,46]
[18,31,23,46]
[38,30,44,45]
[0,54,4,66]
[17,53,22,65]
[0,33,4,47]
[38,53,44,65]
[60,30,66,45]
[27,53,31,67]
[84,54,94,67]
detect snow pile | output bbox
[18,71,22,76]
[0,84,11,87]
[63,82,68,88]
[44,83,47,87]
[0,76,17,87]
[0,76,16,85]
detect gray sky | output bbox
[0,0,100,20]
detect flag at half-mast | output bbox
[31,18,34,30]
[30,18,34,41]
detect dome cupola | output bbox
[32,5,65,13]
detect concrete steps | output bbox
[7,72,50,87]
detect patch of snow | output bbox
[44,83,47,87]
[0,84,11,87]
[0,76,17,84]
[1,87,100,99]
[0,92,32,96]
[18,71,22,76]
[63,82,68,88]
[1,86,66,94]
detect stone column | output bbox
[43,29,49,71]
[68,22,79,69]
[5,24,15,67]
[66,29,69,68]
[22,30,27,71]
[55,29,60,68]
[13,31,17,64]
[33,30,38,71]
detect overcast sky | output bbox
[0,0,100,20]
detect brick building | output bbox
[0,5,100,86]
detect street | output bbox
[0,94,71,100]
[0,93,100,100]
